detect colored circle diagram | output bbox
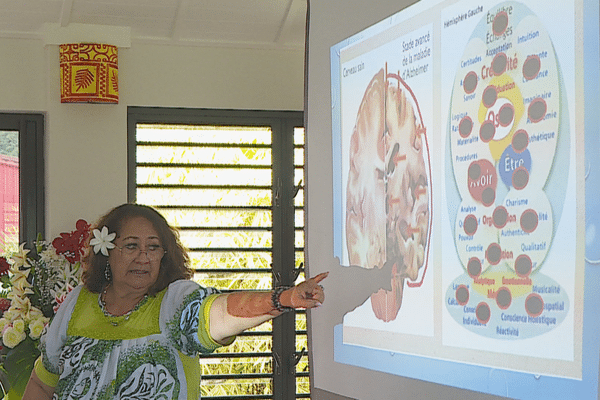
[444,2,570,340]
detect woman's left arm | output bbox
[209,272,327,343]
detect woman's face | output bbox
[108,216,164,295]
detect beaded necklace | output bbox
[98,285,148,326]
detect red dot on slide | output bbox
[525,293,544,317]
[476,302,491,324]
[459,116,473,138]
[520,209,538,233]
[523,55,541,80]
[498,103,514,127]
[467,257,482,278]
[464,214,478,235]
[480,120,496,142]
[496,287,512,309]
[482,86,498,108]
[515,254,533,277]
[512,129,529,153]
[456,285,470,305]
[486,242,502,265]
[481,187,496,206]
[492,53,507,76]
[492,205,508,228]
[528,98,547,123]
[464,71,478,94]
[512,166,530,190]
[493,12,509,36]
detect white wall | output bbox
[0,37,304,236]
[0,38,47,111]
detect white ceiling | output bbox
[0,0,307,49]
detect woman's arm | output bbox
[22,370,54,400]
[209,272,327,343]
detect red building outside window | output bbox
[0,131,18,251]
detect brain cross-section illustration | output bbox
[346,67,431,322]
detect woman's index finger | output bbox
[311,272,329,283]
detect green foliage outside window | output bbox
[0,131,18,157]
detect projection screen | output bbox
[306,0,600,398]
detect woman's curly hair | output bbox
[82,203,192,296]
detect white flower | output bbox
[28,318,47,339]
[39,245,66,265]
[2,309,16,322]
[56,262,79,288]
[7,297,31,320]
[2,326,26,348]
[28,306,44,320]
[11,243,30,269]
[12,318,25,333]
[10,268,32,293]
[0,318,10,332]
[89,227,116,256]
[9,284,34,299]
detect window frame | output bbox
[127,106,305,400]
[0,113,45,246]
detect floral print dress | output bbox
[33,280,231,400]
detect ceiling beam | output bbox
[274,0,306,45]
[273,0,294,43]
[60,0,75,27]
[42,23,131,47]
[169,0,189,40]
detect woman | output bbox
[23,203,327,399]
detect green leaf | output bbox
[241,139,258,160]
[0,367,11,396]
[3,337,40,396]
[35,233,43,253]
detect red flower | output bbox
[0,257,10,276]
[52,219,90,263]
[0,298,10,313]
[53,292,69,313]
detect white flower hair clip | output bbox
[89,226,116,256]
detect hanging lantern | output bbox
[59,43,119,103]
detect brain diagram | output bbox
[445,1,570,339]
[345,66,432,322]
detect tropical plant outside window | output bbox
[129,108,307,399]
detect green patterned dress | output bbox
[33,280,232,400]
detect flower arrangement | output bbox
[0,219,89,398]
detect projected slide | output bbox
[443,0,572,348]
[331,0,589,390]
[339,24,435,338]
[322,0,600,397]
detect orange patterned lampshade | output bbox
[59,43,119,103]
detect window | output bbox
[127,107,307,400]
[0,113,44,252]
